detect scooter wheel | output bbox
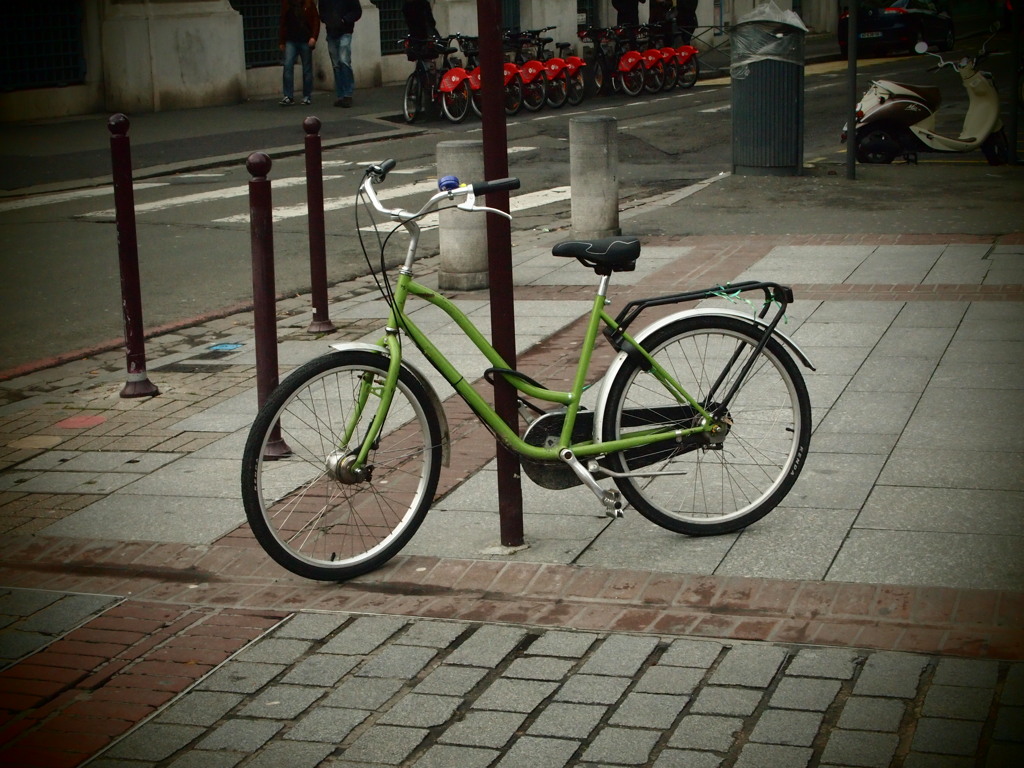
[981,129,1009,166]
[856,126,901,164]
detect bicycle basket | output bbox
[405,39,440,61]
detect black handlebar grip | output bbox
[370,158,397,182]
[471,177,521,196]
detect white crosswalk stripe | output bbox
[75,175,343,220]
[0,183,168,214]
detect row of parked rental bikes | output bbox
[401,24,701,123]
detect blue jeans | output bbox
[327,33,354,98]
[282,40,313,99]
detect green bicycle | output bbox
[241,160,814,581]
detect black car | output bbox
[838,0,956,57]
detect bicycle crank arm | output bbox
[559,448,624,518]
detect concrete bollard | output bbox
[569,116,620,238]
[437,140,488,291]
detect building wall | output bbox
[10,0,995,122]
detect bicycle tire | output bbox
[643,61,665,94]
[442,78,472,123]
[567,70,586,105]
[620,66,644,97]
[522,78,546,111]
[403,71,424,123]
[241,350,442,581]
[470,89,483,118]
[662,60,679,90]
[600,316,811,536]
[545,71,569,108]
[504,74,524,115]
[677,57,699,89]
[588,58,606,96]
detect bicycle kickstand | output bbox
[559,448,625,518]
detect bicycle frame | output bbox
[347,170,763,477]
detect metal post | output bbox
[846,2,858,180]
[107,114,159,399]
[247,152,290,458]
[477,0,523,548]
[304,117,336,333]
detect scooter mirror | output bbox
[914,41,929,54]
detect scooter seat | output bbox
[897,83,942,107]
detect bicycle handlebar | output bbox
[361,159,520,224]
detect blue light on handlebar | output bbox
[438,175,460,192]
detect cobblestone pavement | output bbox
[9,605,1021,768]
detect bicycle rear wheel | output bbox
[403,72,424,123]
[241,350,442,581]
[600,316,811,535]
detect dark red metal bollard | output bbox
[247,152,290,458]
[304,117,336,334]
[107,114,159,399]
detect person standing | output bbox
[320,0,362,108]
[612,0,645,27]
[677,0,698,45]
[279,0,320,106]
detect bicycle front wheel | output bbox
[600,316,811,536]
[504,74,524,115]
[442,79,472,123]
[522,77,546,111]
[643,61,665,94]
[567,70,586,105]
[241,350,442,581]
[403,72,424,123]
[620,66,644,97]
[677,57,699,89]
[545,71,569,108]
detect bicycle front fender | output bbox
[440,67,469,92]
[328,341,451,467]
[591,308,815,442]
[618,51,643,72]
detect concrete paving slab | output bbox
[814,391,920,435]
[573,515,736,573]
[880,447,1024,491]
[826,529,1024,590]
[40,494,245,544]
[857,487,1024,535]
[114,457,243,498]
[403,508,610,564]
[899,389,1024,451]
[850,246,942,284]
[785,453,887,510]
[715,508,858,581]
[892,301,968,328]
[735,245,873,284]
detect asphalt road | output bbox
[1,52,1020,376]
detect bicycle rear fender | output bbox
[328,342,451,467]
[591,308,815,441]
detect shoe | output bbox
[279,96,294,106]
[333,98,345,107]
[339,97,352,108]
[302,96,311,105]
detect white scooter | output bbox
[843,31,1009,165]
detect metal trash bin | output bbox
[731,3,807,176]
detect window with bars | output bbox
[229,0,282,69]
[378,0,522,55]
[1,0,86,92]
